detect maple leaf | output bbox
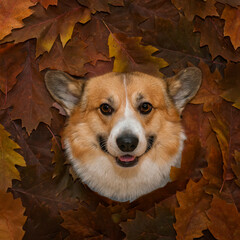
[0,0,35,41]
[61,204,123,239]
[102,0,180,45]
[108,32,168,76]
[194,16,240,62]
[202,131,223,189]
[191,61,223,112]
[217,0,240,7]
[0,124,26,191]
[39,38,90,76]
[171,0,218,21]
[23,204,68,240]
[220,62,240,109]
[207,196,240,240]
[0,191,26,240]
[174,178,212,240]
[170,137,205,182]
[31,0,58,9]
[39,18,110,76]
[222,5,240,50]
[5,41,54,134]
[84,59,114,78]
[209,102,240,183]
[2,0,91,57]
[0,43,27,94]
[232,151,240,187]
[140,16,210,76]
[73,18,110,61]
[121,205,175,240]
[51,136,66,179]
[77,0,124,13]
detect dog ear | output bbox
[45,70,85,115]
[166,67,202,113]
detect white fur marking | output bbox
[107,74,147,157]
[64,132,186,202]
[123,74,131,117]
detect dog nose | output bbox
[116,134,139,152]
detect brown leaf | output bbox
[0,191,26,240]
[61,204,123,239]
[39,38,90,76]
[216,0,240,7]
[22,205,68,240]
[2,0,91,57]
[174,178,212,240]
[74,17,110,62]
[0,0,35,40]
[222,5,240,50]
[170,137,206,182]
[31,0,58,9]
[202,131,223,189]
[77,0,124,13]
[39,18,110,76]
[209,102,240,182]
[121,205,175,240]
[194,16,240,61]
[84,60,114,78]
[172,0,218,21]
[207,196,240,240]
[141,16,210,76]
[51,136,65,179]
[108,32,168,76]
[5,41,54,134]
[191,61,223,112]
[232,151,240,187]
[0,124,26,191]
[0,43,27,94]
[220,62,240,109]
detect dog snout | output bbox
[116,134,139,152]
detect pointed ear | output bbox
[166,67,202,113]
[44,70,85,115]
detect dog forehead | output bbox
[85,72,167,100]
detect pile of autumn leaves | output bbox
[0,0,240,239]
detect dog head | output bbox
[45,68,201,201]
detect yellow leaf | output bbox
[0,191,26,240]
[108,33,168,76]
[2,2,91,57]
[0,124,26,191]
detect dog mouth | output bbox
[98,135,155,168]
[116,155,139,167]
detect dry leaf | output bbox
[174,179,211,240]
[2,0,91,56]
[207,196,240,240]
[0,124,25,191]
[0,191,26,240]
[108,32,168,76]
[0,0,35,40]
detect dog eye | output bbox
[138,102,153,114]
[100,104,114,115]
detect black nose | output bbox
[116,134,139,152]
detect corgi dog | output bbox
[45,68,202,202]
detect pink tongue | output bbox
[119,155,135,162]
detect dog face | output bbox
[45,68,201,202]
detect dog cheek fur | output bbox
[63,108,186,202]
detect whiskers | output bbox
[98,135,108,153]
[145,136,155,153]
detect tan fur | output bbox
[45,68,201,202]
[63,73,183,201]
